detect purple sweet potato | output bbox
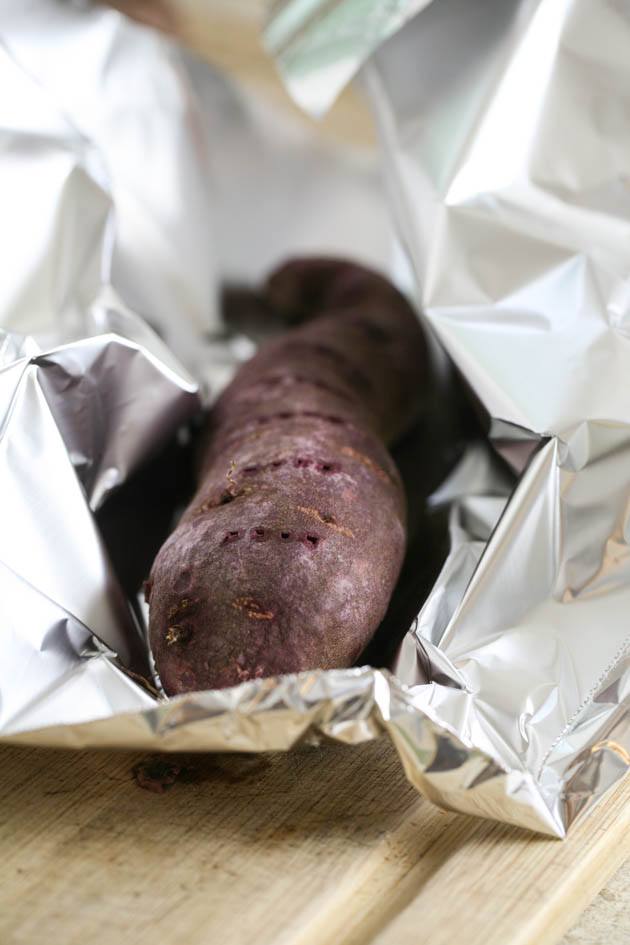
[146,259,428,694]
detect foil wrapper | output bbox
[264,0,434,116]
[0,0,627,841]
[263,0,630,832]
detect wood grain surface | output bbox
[8,6,626,944]
[0,738,627,945]
[561,859,630,945]
[126,0,377,146]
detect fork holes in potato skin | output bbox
[236,456,341,478]
[221,528,323,547]
[246,411,347,429]
[316,461,341,474]
[257,372,354,403]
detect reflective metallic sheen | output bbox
[0,0,627,840]
[264,0,434,116]
[265,0,630,832]
[365,0,630,436]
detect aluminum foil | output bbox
[0,0,627,841]
[0,322,198,714]
[263,0,630,831]
[363,0,630,828]
[264,0,434,116]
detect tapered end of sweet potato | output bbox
[147,422,406,693]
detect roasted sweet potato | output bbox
[146,259,429,694]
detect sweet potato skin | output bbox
[147,260,428,693]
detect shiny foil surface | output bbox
[362,0,630,833]
[265,0,630,831]
[265,0,434,116]
[0,0,626,840]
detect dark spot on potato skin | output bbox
[173,569,192,592]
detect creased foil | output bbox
[264,0,434,117]
[0,0,627,841]
[264,0,630,832]
[359,0,630,833]
[1,0,218,372]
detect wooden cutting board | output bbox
[4,8,625,944]
[0,738,627,945]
